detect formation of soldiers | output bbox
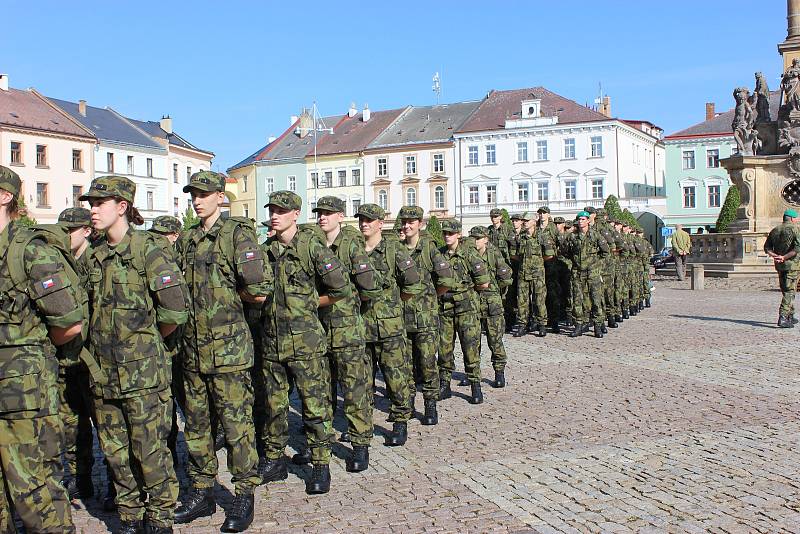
[0,164,656,533]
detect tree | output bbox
[715,185,740,232]
[426,215,445,248]
[604,195,623,220]
[182,206,200,228]
[621,209,640,230]
[500,208,511,227]
[16,196,37,227]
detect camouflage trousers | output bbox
[261,349,333,465]
[516,276,548,326]
[779,270,799,316]
[615,263,630,313]
[406,326,440,402]
[367,335,413,423]
[504,262,520,327]
[57,364,94,479]
[94,391,176,526]
[558,263,573,322]
[479,296,507,372]
[0,414,74,533]
[183,369,260,495]
[329,346,374,446]
[572,269,605,326]
[438,307,482,383]
[544,262,563,324]
[603,264,618,319]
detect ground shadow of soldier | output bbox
[670,314,775,328]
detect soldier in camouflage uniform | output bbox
[765,209,800,327]
[81,176,188,533]
[486,207,511,263]
[399,207,454,416]
[258,191,349,495]
[564,211,610,338]
[552,217,573,326]
[358,204,426,449]
[470,226,513,388]
[538,207,563,332]
[620,223,639,318]
[592,209,619,331]
[513,214,554,337]
[175,171,268,532]
[0,166,79,533]
[438,219,490,404]
[506,213,526,330]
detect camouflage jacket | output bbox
[563,229,610,273]
[0,221,84,419]
[179,216,270,374]
[475,243,512,317]
[87,228,188,399]
[518,228,555,280]
[363,236,423,342]
[262,228,348,361]
[594,222,617,270]
[765,222,800,272]
[487,223,513,263]
[555,232,574,271]
[439,244,490,315]
[403,235,455,332]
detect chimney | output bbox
[705,102,715,121]
[348,102,357,118]
[296,110,314,138]
[160,115,173,134]
[599,96,611,117]
[268,136,276,143]
[78,100,87,117]
[362,104,370,122]
[0,74,7,92]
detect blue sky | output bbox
[0,0,787,171]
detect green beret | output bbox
[440,218,462,233]
[398,205,424,220]
[266,190,302,210]
[0,165,21,196]
[79,175,136,204]
[577,211,590,218]
[313,196,345,213]
[785,208,799,218]
[469,226,489,238]
[58,207,92,228]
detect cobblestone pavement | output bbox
[69,284,800,533]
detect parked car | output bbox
[652,252,675,269]
[649,247,671,265]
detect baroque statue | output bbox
[732,87,761,156]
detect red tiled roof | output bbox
[314,108,406,156]
[0,88,93,138]
[456,86,610,133]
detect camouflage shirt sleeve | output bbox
[540,232,556,257]
[395,246,424,295]
[348,238,382,300]
[468,249,491,286]
[143,236,189,326]
[233,225,271,296]
[430,245,456,289]
[310,236,349,299]
[25,239,84,328]
[494,251,513,288]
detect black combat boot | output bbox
[305,464,331,494]
[117,520,143,534]
[439,378,452,400]
[346,446,369,472]
[76,475,94,499]
[622,308,629,319]
[645,297,651,308]
[493,370,506,388]
[421,399,438,425]
[512,323,527,337]
[469,382,484,404]
[537,324,547,337]
[615,314,623,324]
[338,431,351,442]
[174,486,216,524]
[630,305,638,316]
[103,478,117,512]
[778,315,795,328]
[594,324,604,338]
[385,422,408,446]
[214,429,226,452]
[63,477,79,500]
[458,376,469,386]
[608,317,618,328]
[639,301,644,311]
[569,323,583,337]
[526,322,538,335]
[143,521,173,534]
[550,321,560,334]
[792,314,799,324]
[259,456,289,482]
[221,493,254,533]
[291,449,312,466]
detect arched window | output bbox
[378,189,388,210]
[434,185,445,209]
[406,187,417,206]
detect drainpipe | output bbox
[615,126,621,200]
[457,137,463,222]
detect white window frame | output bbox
[265,176,274,193]
[564,180,577,200]
[517,182,529,202]
[682,150,696,170]
[590,136,603,158]
[564,138,576,159]
[287,175,296,191]
[468,146,479,166]
[433,153,445,174]
[536,181,549,201]
[405,155,417,175]
[486,184,497,205]
[591,178,604,199]
[351,168,361,185]
[468,185,479,205]
[434,185,445,209]
[683,185,697,208]
[706,148,720,168]
[406,187,417,206]
[378,189,388,210]
[485,144,496,165]
[377,157,388,177]
[536,140,548,161]
[516,141,528,162]
[707,184,721,208]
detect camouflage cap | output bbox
[469,226,489,238]
[79,175,136,203]
[489,208,503,217]
[440,218,462,233]
[577,211,591,218]
[313,196,345,213]
[537,206,550,214]
[552,216,565,224]
[0,165,21,196]
[266,190,302,210]
[356,203,386,220]
[58,207,92,228]
[510,212,524,221]
[183,170,226,194]
[596,208,606,216]
[397,205,424,220]
[149,215,182,234]
[564,220,573,228]
[583,206,597,214]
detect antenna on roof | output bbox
[295,101,334,205]
[432,72,441,105]
[593,82,604,110]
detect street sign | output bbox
[661,227,674,237]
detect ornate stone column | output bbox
[779,0,800,71]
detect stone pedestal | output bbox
[686,232,774,278]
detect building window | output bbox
[405,155,417,175]
[377,157,388,177]
[126,156,133,175]
[406,187,416,206]
[107,152,114,172]
[310,172,318,188]
[338,170,347,186]
[310,202,316,212]
[433,153,445,173]
[72,149,82,171]
[564,180,576,200]
[265,177,274,193]
[173,163,178,182]
[187,166,192,183]
[564,138,576,159]
[36,145,47,167]
[683,185,696,208]
[288,175,296,191]
[486,184,497,205]
[352,199,361,215]
[243,203,249,219]
[682,150,695,170]
[591,179,604,199]
[146,158,153,177]
[352,169,361,185]
[708,185,721,207]
[485,144,496,165]
[537,182,549,201]
[242,176,248,193]
[517,183,529,202]
[468,146,479,166]
[536,140,547,161]
[147,191,154,211]
[10,141,21,165]
[516,142,528,163]
[590,136,603,157]
[36,182,48,207]
[324,171,332,188]
[378,189,388,210]
[707,149,720,168]
[434,185,445,209]
[468,185,479,205]
[72,185,83,207]
[174,197,179,216]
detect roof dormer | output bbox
[521,97,541,119]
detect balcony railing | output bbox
[457,196,666,216]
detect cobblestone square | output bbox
[72,283,800,533]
